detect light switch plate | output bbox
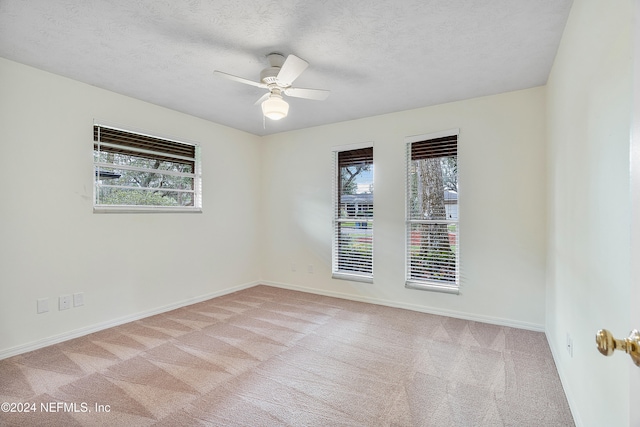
[37,298,49,314]
[73,292,84,307]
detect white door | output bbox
[630,2,640,424]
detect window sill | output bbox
[405,280,459,295]
[93,206,203,214]
[332,272,373,284]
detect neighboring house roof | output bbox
[95,171,121,179]
[444,190,458,204]
[340,193,373,204]
[340,191,458,205]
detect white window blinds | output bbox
[332,145,374,282]
[406,132,459,293]
[93,124,201,212]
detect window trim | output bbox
[93,121,202,214]
[331,142,374,283]
[405,129,460,294]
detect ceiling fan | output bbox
[214,53,330,121]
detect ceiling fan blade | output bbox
[284,87,330,101]
[254,92,271,105]
[213,71,266,88]
[276,54,309,86]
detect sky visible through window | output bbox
[355,167,373,193]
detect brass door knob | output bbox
[595,329,640,367]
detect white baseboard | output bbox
[545,331,583,427]
[0,281,259,361]
[261,280,545,332]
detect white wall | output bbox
[546,0,633,426]
[260,87,548,329]
[0,58,262,357]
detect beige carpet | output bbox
[0,285,574,426]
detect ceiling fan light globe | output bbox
[261,95,289,120]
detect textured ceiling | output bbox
[0,0,572,136]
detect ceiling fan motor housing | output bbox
[260,67,281,85]
[261,52,288,86]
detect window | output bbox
[406,130,459,293]
[93,124,201,212]
[332,144,374,282]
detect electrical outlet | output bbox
[566,332,573,357]
[307,264,314,274]
[37,298,49,314]
[73,292,84,307]
[291,263,297,272]
[59,295,72,311]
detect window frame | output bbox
[93,122,202,213]
[405,129,459,294]
[331,142,374,283]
